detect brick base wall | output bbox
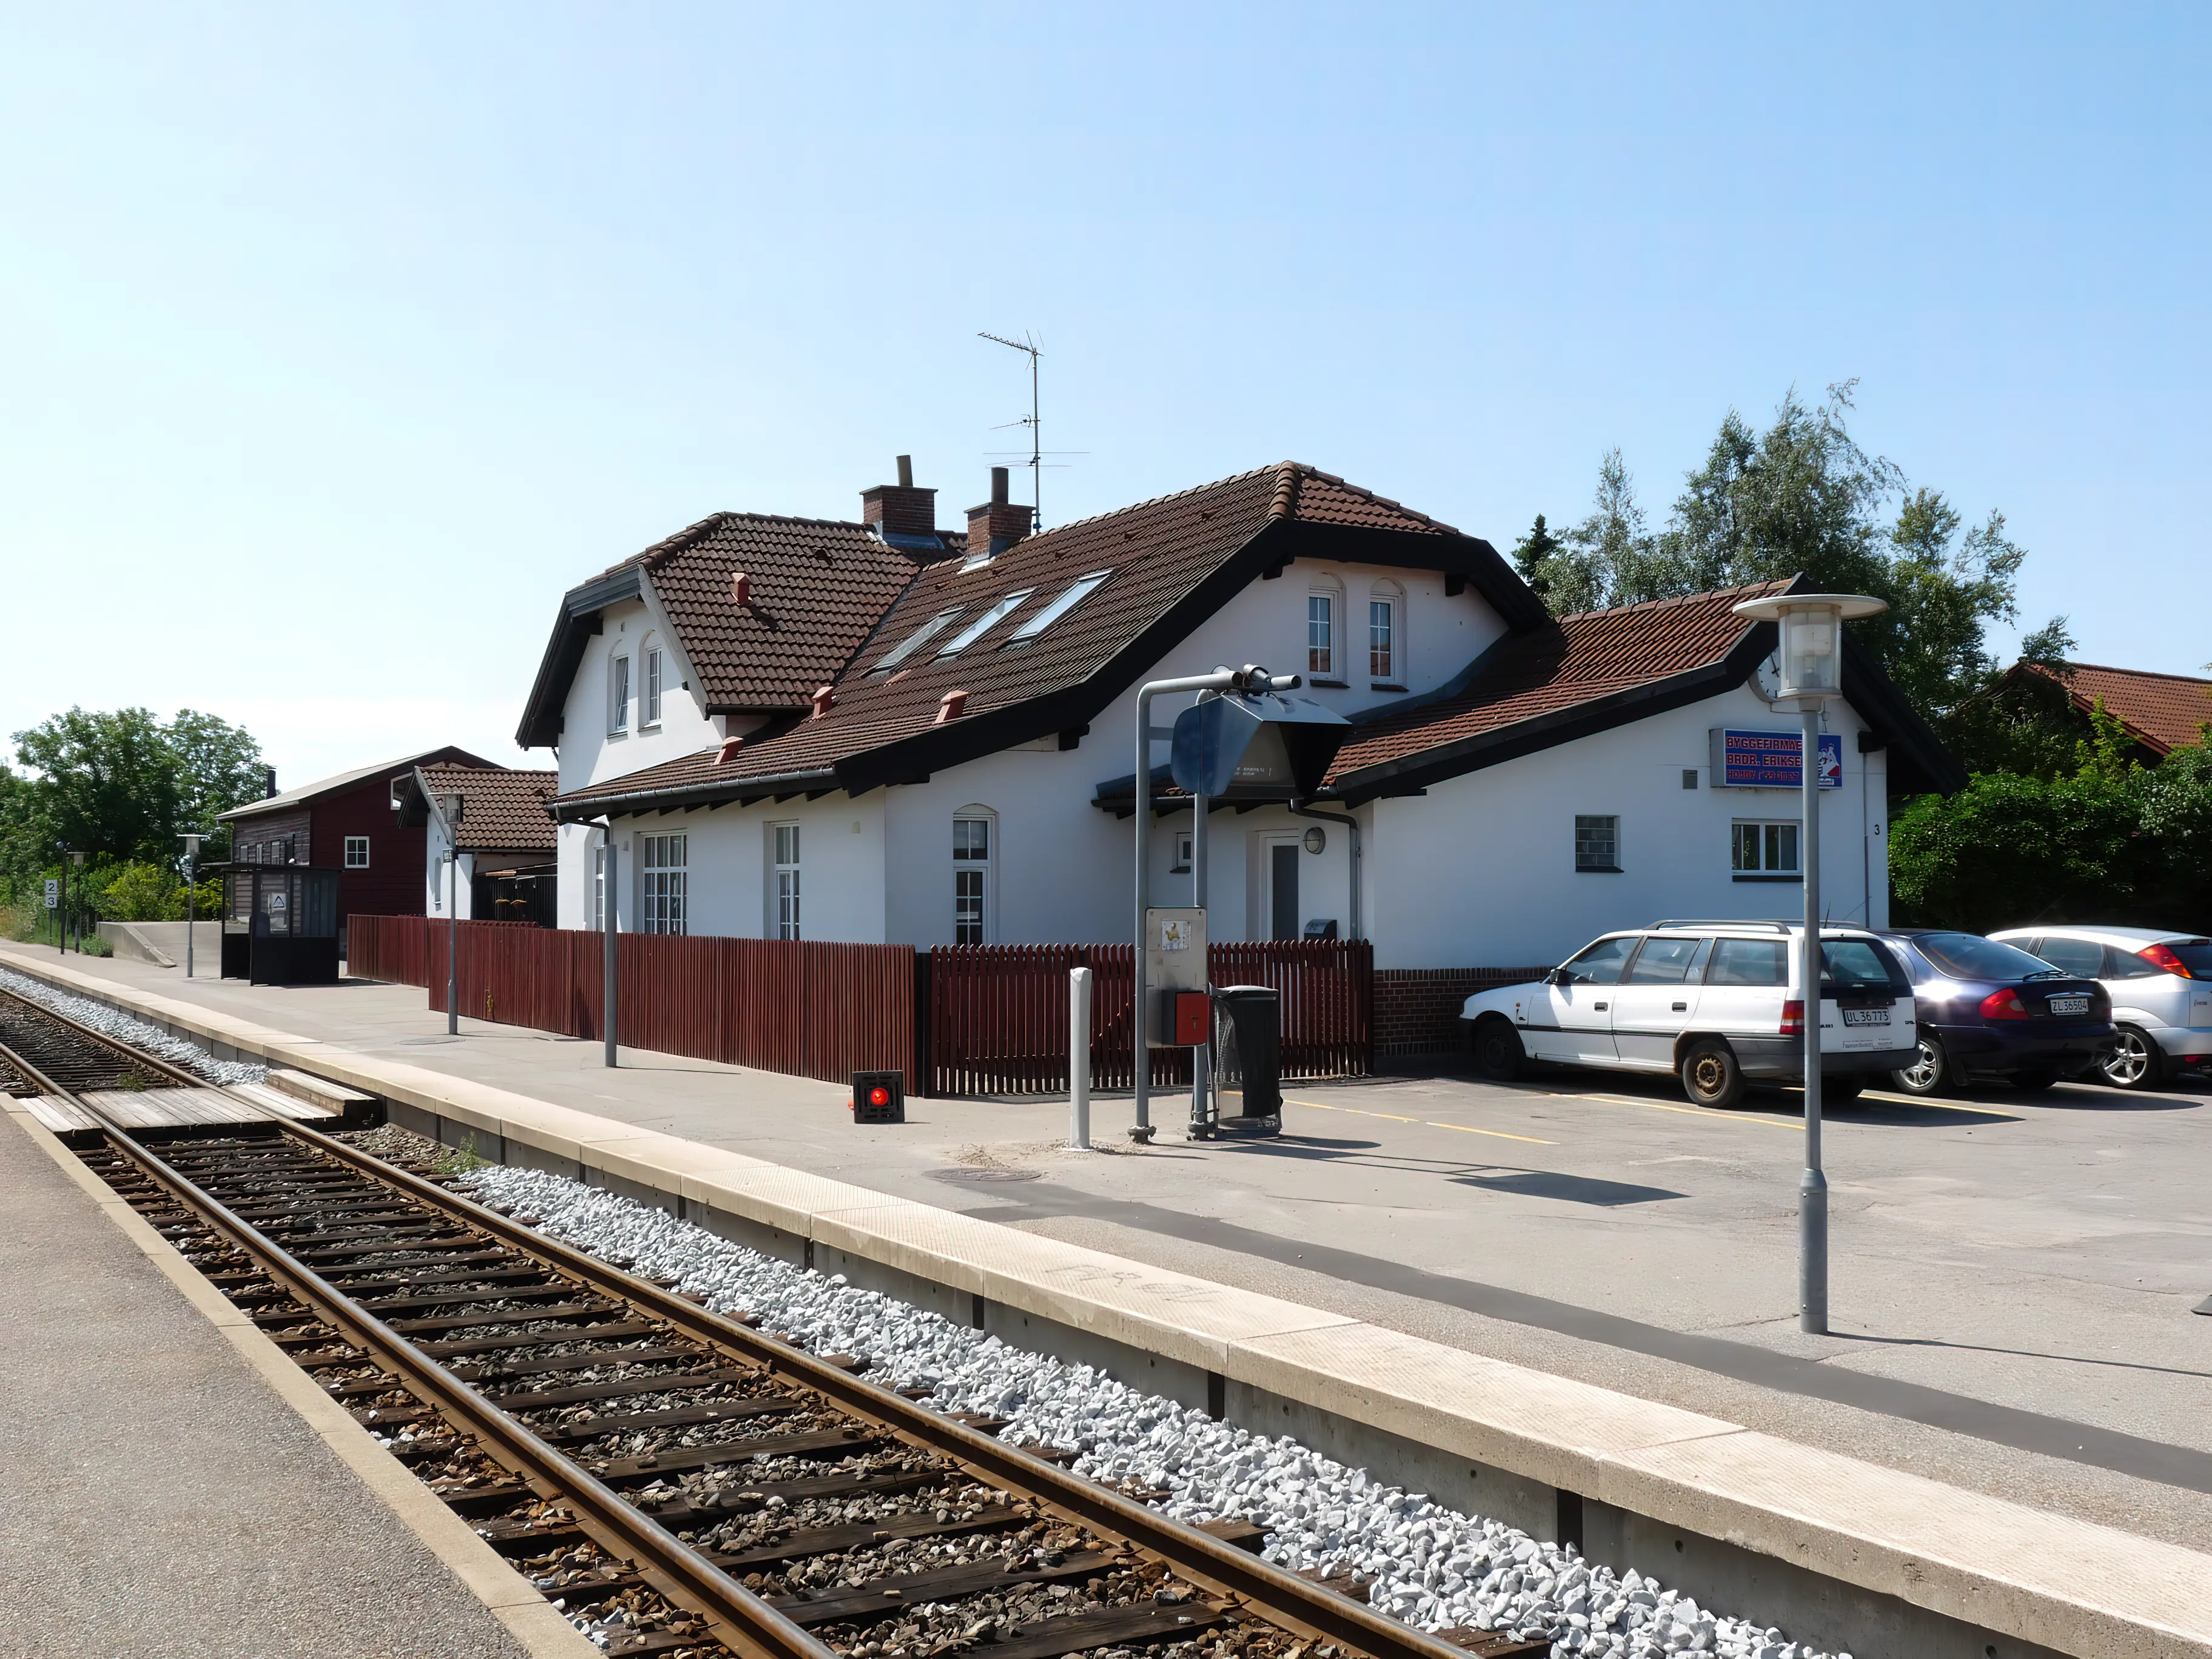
[1375,966,1552,1057]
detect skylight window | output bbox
[1005,569,1112,644]
[936,589,1035,657]
[872,607,963,673]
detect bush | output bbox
[1892,746,2212,933]
[100,860,177,922]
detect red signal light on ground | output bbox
[870,1086,890,1106]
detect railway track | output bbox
[0,990,1543,1659]
[0,983,182,1094]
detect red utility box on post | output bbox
[1171,991,1211,1047]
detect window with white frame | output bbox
[609,654,631,734]
[953,813,993,945]
[642,646,663,728]
[592,843,606,930]
[1574,814,1621,873]
[1731,819,1801,880]
[1368,581,1404,684]
[640,833,687,934]
[770,823,801,940]
[1307,586,1338,679]
[344,836,370,869]
[1005,569,1111,645]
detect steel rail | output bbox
[0,982,210,1090]
[8,1040,834,1659]
[7,980,1489,1659]
[296,1119,1476,1659]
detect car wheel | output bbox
[2099,1026,2165,1091]
[1471,1015,1525,1082]
[2009,1068,2060,1094]
[1824,1076,1866,1101]
[1891,1036,1952,1096]
[1681,1039,1746,1109]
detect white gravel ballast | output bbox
[462,1164,1842,1659]
[0,966,267,1087]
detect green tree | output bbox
[1509,514,1565,605]
[1533,384,2063,759]
[4,707,263,882]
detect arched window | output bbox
[952,805,999,944]
[1307,575,1344,680]
[1367,579,1406,686]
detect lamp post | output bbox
[181,834,201,978]
[596,819,619,1070]
[1731,592,1887,1335]
[69,850,85,952]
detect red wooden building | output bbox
[216,746,500,928]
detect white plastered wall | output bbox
[1365,682,1890,971]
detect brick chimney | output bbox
[966,467,1033,563]
[861,455,939,540]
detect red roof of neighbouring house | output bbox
[413,764,558,851]
[2020,662,2212,757]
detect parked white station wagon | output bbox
[1461,922,1919,1109]
[1986,926,2212,1089]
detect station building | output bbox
[515,461,1960,987]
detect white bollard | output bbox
[1068,965,1093,1150]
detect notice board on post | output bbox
[1709,728,1843,789]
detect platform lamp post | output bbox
[1731,591,1888,1335]
[181,834,201,979]
[54,842,69,954]
[69,850,85,953]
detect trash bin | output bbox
[1213,986,1282,1122]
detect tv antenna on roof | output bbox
[979,329,1045,528]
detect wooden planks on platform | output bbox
[22,1083,341,1134]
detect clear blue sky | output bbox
[4,4,2205,786]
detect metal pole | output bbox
[1800,706,1828,1335]
[1130,669,1241,1144]
[1133,689,1153,1142]
[186,846,196,979]
[602,826,619,1069]
[57,851,65,955]
[1190,791,1212,1134]
[446,845,459,1036]
[1068,966,1093,1149]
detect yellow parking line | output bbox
[1570,1092,1801,1130]
[1424,1119,1557,1145]
[1286,1099,1556,1144]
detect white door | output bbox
[1609,936,1709,1071]
[1528,936,1634,1064]
[1252,833,1303,941]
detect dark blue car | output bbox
[1877,930,2114,1094]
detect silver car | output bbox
[1988,926,2212,1088]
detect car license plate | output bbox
[2048,995,2088,1016]
[1842,1008,1891,1027]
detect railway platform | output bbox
[5,942,2211,1659]
[0,1084,588,1658]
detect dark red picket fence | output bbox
[927,939,1372,1098]
[346,916,917,1092]
[346,917,1369,1099]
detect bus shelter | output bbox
[220,865,342,985]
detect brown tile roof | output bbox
[417,764,558,851]
[627,512,949,712]
[1325,579,1795,785]
[554,463,1484,813]
[2028,662,2212,757]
